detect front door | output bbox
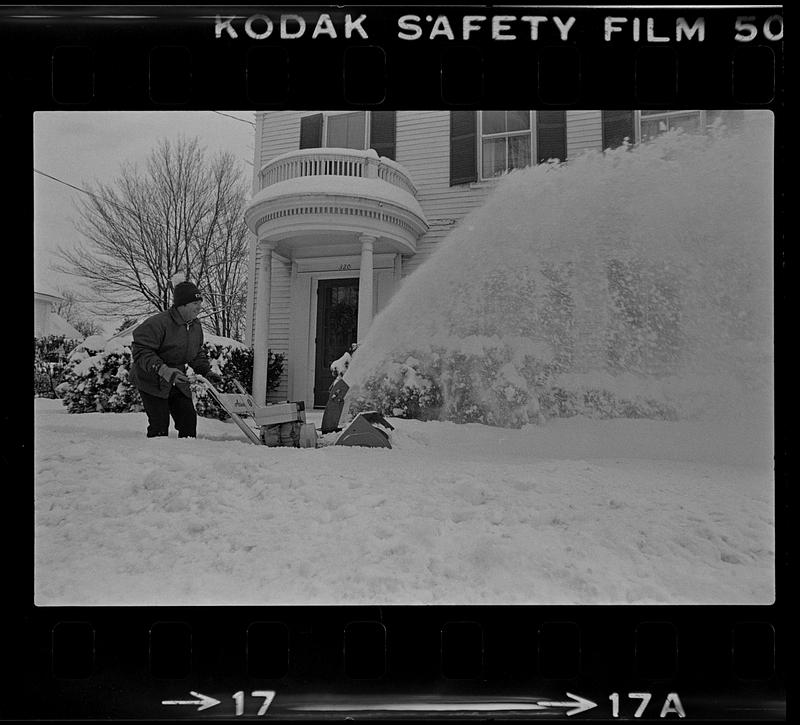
[314,278,359,407]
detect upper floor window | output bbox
[478,111,567,180]
[299,111,396,160]
[601,110,636,149]
[639,110,706,142]
[480,111,532,178]
[326,111,367,150]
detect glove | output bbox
[158,365,188,387]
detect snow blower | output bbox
[197,376,394,449]
[196,376,317,448]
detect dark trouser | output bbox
[138,386,198,438]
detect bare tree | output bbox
[54,136,250,338]
[197,170,250,340]
[53,287,104,337]
[53,287,81,324]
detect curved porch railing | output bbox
[258,149,418,197]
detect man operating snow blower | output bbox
[130,278,221,439]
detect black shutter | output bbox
[370,111,396,160]
[450,111,477,186]
[536,110,567,163]
[601,110,635,149]
[299,113,323,149]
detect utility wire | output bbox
[35,167,248,277]
[212,111,256,127]
[34,167,141,217]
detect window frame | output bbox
[322,111,370,151]
[637,110,708,142]
[478,110,534,181]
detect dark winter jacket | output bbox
[130,307,211,398]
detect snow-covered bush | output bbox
[351,356,443,421]
[194,348,284,420]
[538,387,677,421]
[351,347,550,428]
[57,336,285,416]
[57,343,142,413]
[34,335,80,398]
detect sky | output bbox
[33,111,256,331]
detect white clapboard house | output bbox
[244,110,729,406]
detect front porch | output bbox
[244,148,428,406]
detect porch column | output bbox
[252,238,276,404]
[357,234,376,343]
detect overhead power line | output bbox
[212,111,256,127]
[34,167,140,217]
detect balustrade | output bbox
[258,150,417,197]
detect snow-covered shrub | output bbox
[194,349,285,420]
[351,345,678,427]
[34,335,80,398]
[352,347,550,428]
[57,336,285,417]
[351,356,443,420]
[537,386,677,421]
[57,345,142,413]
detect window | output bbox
[476,111,567,180]
[326,111,367,150]
[639,110,706,142]
[602,110,636,149]
[298,112,397,159]
[480,111,532,178]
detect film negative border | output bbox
[6,3,785,722]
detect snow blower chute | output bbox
[320,377,395,449]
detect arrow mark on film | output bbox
[536,692,598,716]
[162,691,221,711]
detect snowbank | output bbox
[34,398,774,606]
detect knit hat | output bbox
[173,280,203,308]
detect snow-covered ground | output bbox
[34,398,774,606]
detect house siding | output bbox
[396,111,495,278]
[257,111,303,173]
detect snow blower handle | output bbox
[194,374,220,395]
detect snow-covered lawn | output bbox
[34,398,774,606]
